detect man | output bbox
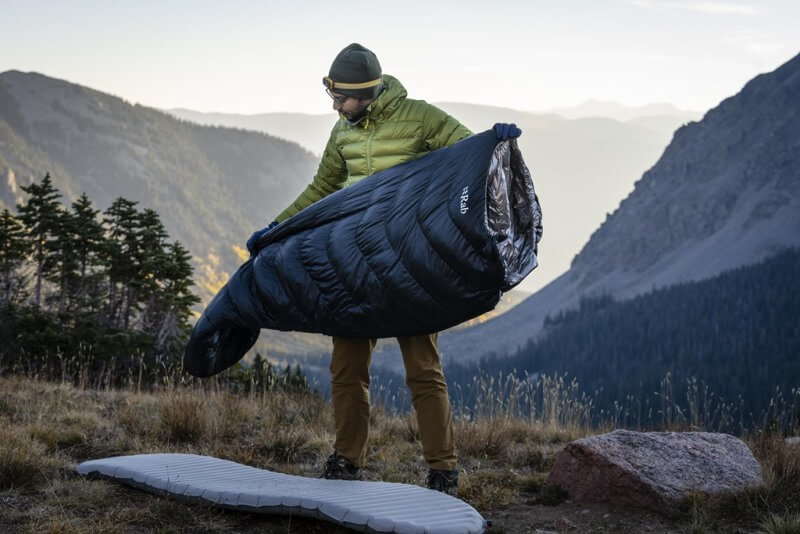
[248,43,519,495]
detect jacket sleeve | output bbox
[275,125,347,222]
[422,105,473,152]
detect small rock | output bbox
[554,517,576,530]
[785,436,800,447]
[580,508,590,515]
[602,513,610,519]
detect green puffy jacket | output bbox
[275,75,472,222]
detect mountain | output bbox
[0,70,318,303]
[166,96,700,362]
[445,248,800,422]
[0,72,541,362]
[549,99,700,122]
[166,108,337,157]
[170,101,692,296]
[404,52,800,367]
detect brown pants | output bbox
[329,333,456,470]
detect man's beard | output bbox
[342,99,371,123]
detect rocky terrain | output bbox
[407,51,800,366]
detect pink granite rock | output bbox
[544,430,763,516]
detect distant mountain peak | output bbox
[550,99,698,121]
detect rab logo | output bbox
[459,186,469,214]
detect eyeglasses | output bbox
[326,88,349,106]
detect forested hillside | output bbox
[444,249,800,426]
[0,70,319,302]
[0,173,312,392]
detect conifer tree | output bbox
[161,241,200,329]
[70,193,107,313]
[17,173,63,307]
[0,209,30,305]
[48,208,80,314]
[102,197,139,327]
[1,179,202,386]
[138,216,199,351]
[135,208,169,332]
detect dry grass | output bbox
[0,426,51,490]
[761,512,800,534]
[679,431,800,532]
[159,391,209,443]
[0,374,571,531]
[0,376,352,533]
[458,468,531,510]
[0,373,798,532]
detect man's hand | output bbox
[493,123,522,140]
[246,220,279,256]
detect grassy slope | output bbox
[0,377,798,533]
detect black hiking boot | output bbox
[426,468,459,496]
[321,452,364,480]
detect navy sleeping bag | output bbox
[185,130,542,378]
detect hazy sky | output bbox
[2,0,799,115]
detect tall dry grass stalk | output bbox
[14,337,800,436]
[452,372,595,431]
[447,370,800,436]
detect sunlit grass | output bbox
[0,362,798,532]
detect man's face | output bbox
[331,92,370,121]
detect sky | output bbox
[2,0,799,116]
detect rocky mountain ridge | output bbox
[402,51,800,367]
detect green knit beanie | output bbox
[323,43,383,100]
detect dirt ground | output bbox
[483,496,683,533]
[1,481,764,534]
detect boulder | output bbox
[544,430,763,516]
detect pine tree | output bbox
[160,241,200,329]
[136,208,169,333]
[2,180,202,387]
[17,173,63,307]
[102,197,139,327]
[147,240,200,352]
[70,193,107,313]
[48,208,80,315]
[0,209,30,305]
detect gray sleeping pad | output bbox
[76,453,487,533]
